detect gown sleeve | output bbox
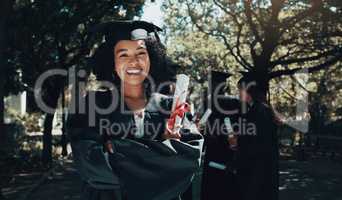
[180,113,204,165]
[66,93,120,190]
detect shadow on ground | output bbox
[279,159,342,200]
[3,159,342,200]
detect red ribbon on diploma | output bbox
[166,98,190,133]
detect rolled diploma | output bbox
[171,74,190,133]
[208,161,226,170]
[224,117,234,134]
[198,108,212,125]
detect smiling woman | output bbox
[114,40,150,87]
[91,21,174,95]
[67,21,204,200]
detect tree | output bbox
[307,63,342,134]
[6,0,147,165]
[166,31,237,82]
[163,0,342,100]
[0,0,15,198]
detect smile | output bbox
[126,67,143,75]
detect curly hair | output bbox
[90,38,177,96]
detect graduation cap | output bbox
[237,70,269,99]
[90,20,163,45]
[209,70,232,96]
[238,71,268,86]
[210,70,232,84]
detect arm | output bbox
[66,94,120,190]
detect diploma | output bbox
[167,74,190,133]
[198,108,212,125]
[208,161,226,170]
[224,117,234,134]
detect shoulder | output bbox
[254,102,275,120]
[67,89,117,127]
[254,101,271,112]
[84,89,119,109]
[146,93,173,113]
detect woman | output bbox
[67,21,203,200]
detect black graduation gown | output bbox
[201,98,241,200]
[236,102,279,200]
[67,91,203,200]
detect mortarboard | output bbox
[210,70,232,84]
[237,70,269,91]
[209,70,232,96]
[90,20,163,46]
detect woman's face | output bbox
[114,40,150,86]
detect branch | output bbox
[243,0,262,44]
[256,0,285,66]
[290,74,311,93]
[280,0,323,32]
[270,0,285,23]
[249,39,258,63]
[325,31,342,38]
[218,33,252,70]
[278,85,302,101]
[270,54,342,78]
[186,1,252,70]
[213,0,253,69]
[271,48,341,66]
[213,0,239,23]
[235,23,253,68]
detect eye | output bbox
[137,51,147,56]
[119,53,129,58]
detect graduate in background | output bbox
[200,70,241,200]
[235,71,279,200]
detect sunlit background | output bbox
[0,1,341,200]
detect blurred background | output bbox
[0,0,341,200]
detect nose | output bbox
[128,56,139,67]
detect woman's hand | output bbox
[105,140,114,154]
[162,125,182,140]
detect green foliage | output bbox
[166,31,235,81]
[7,109,43,133]
[3,0,147,166]
[163,0,342,123]
[5,0,147,97]
[163,0,341,79]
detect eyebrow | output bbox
[115,48,128,54]
[137,45,147,50]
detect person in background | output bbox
[200,70,241,200]
[235,71,279,200]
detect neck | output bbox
[123,84,144,99]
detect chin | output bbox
[124,78,146,86]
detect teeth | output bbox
[126,68,142,74]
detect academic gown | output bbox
[66,90,203,200]
[236,101,279,200]
[201,97,241,200]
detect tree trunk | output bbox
[255,72,270,103]
[61,87,68,157]
[0,0,13,198]
[41,84,62,166]
[0,5,6,148]
[42,113,54,165]
[0,27,5,199]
